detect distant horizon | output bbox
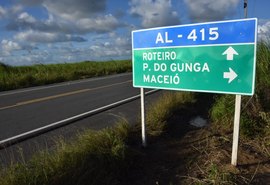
[0,58,132,67]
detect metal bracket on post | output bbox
[140,88,147,147]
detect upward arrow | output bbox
[222,46,239,61]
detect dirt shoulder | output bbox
[123,94,270,185]
[124,118,270,185]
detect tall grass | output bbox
[0,120,130,185]
[146,92,195,136]
[210,42,270,138]
[178,42,270,185]
[0,60,132,91]
[0,92,195,185]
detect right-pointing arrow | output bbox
[224,68,238,83]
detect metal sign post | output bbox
[140,88,147,147]
[231,0,249,166]
[231,95,242,165]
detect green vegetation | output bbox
[146,92,195,136]
[0,43,269,184]
[0,91,195,185]
[0,60,131,91]
[187,42,270,184]
[210,42,270,139]
[0,120,131,185]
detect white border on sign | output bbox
[132,18,257,33]
[131,18,258,96]
[132,42,255,51]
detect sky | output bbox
[0,0,269,66]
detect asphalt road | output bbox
[0,73,146,140]
[0,73,163,165]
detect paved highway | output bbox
[0,73,162,165]
[0,73,152,141]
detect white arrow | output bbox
[222,46,239,61]
[223,68,238,83]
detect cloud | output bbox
[15,30,87,43]
[129,0,180,28]
[258,20,270,41]
[18,12,36,23]
[76,14,123,33]
[0,38,38,56]
[0,6,6,19]
[89,43,130,60]
[0,0,131,65]
[7,14,123,34]
[10,4,24,15]
[7,6,123,34]
[88,34,131,61]
[1,39,21,55]
[43,0,106,21]
[1,39,21,50]
[1,32,131,65]
[0,4,23,20]
[0,52,51,66]
[184,0,240,22]
[20,0,45,6]
[6,13,71,33]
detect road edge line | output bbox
[0,89,159,149]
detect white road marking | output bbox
[0,89,159,148]
[0,80,132,111]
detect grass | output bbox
[210,42,270,140]
[0,42,269,184]
[0,90,269,185]
[0,91,195,185]
[183,128,270,184]
[186,42,270,184]
[0,60,132,91]
[146,91,195,136]
[0,119,130,185]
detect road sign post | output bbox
[132,18,257,164]
[140,88,147,147]
[231,95,242,166]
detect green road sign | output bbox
[132,18,257,95]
